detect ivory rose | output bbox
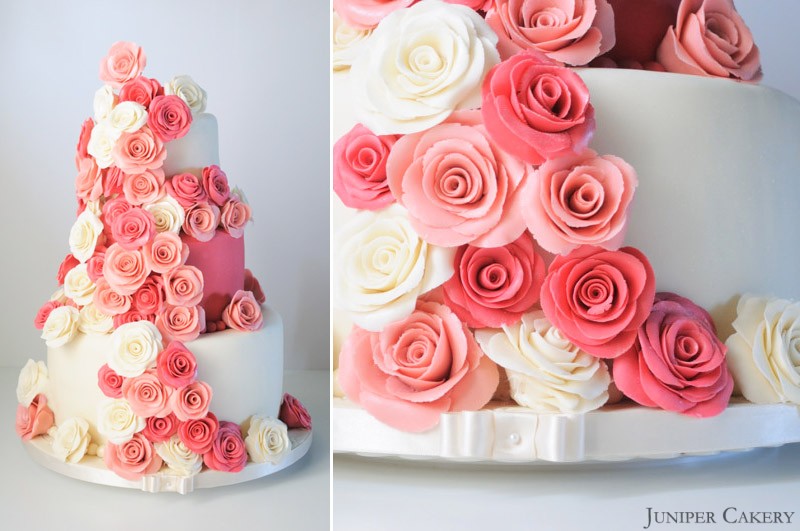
[108,101,148,134]
[104,244,150,296]
[178,412,219,454]
[122,370,172,418]
[203,421,248,473]
[15,394,54,441]
[16,359,48,407]
[202,165,230,206]
[108,320,163,378]
[221,290,263,332]
[104,433,163,480]
[143,413,179,443]
[333,0,418,29]
[338,300,500,432]
[78,303,114,335]
[123,169,165,205]
[51,417,92,463]
[144,194,185,233]
[143,232,188,274]
[69,210,104,263]
[183,202,220,242]
[243,415,290,465]
[64,264,96,306]
[93,278,133,316]
[41,306,80,348]
[279,393,313,430]
[112,126,166,175]
[34,300,62,330]
[333,123,398,210]
[99,41,147,88]
[165,75,208,115]
[156,341,197,389]
[219,198,251,238]
[331,11,373,71]
[97,398,145,444]
[98,364,124,398]
[119,76,163,108]
[147,95,193,142]
[155,435,203,476]
[93,85,118,122]
[156,304,206,342]
[87,121,120,169]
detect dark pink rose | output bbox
[132,276,165,315]
[112,126,166,175]
[93,277,133,316]
[122,369,172,418]
[99,41,147,89]
[244,269,266,304]
[157,341,197,389]
[184,202,220,242]
[656,0,761,81]
[76,118,94,165]
[104,243,150,296]
[443,234,546,328]
[202,165,230,206]
[333,123,398,211]
[86,251,105,282]
[166,173,207,207]
[113,309,155,328]
[279,393,312,430]
[111,207,156,250]
[482,51,595,166]
[147,95,193,143]
[613,292,734,417]
[156,304,206,342]
[143,232,188,274]
[603,0,680,65]
[123,168,165,205]
[104,167,126,198]
[178,412,219,454]
[104,433,163,481]
[163,265,204,307]
[119,76,163,108]
[142,413,179,443]
[75,156,104,202]
[338,300,499,432]
[34,300,63,330]
[219,198,251,239]
[541,246,656,359]
[386,110,532,248]
[203,421,247,473]
[15,394,55,441]
[56,253,80,285]
[333,0,418,29]
[102,196,132,231]
[98,364,125,398]
[221,290,263,332]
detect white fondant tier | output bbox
[161,112,220,177]
[46,306,283,444]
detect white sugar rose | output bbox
[97,398,145,444]
[726,296,800,405]
[85,199,103,217]
[69,210,103,263]
[332,11,373,72]
[93,84,117,122]
[16,359,48,406]
[243,415,290,465]
[63,264,96,306]
[41,306,80,348]
[333,204,455,331]
[349,0,499,134]
[155,435,203,476]
[50,287,68,304]
[78,303,113,335]
[51,417,91,463]
[165,75,207,114]
[144,194,185,233]
[87,120,121,169]
[108,321,163,377]
[475,311,610,413]
[108,101,148,133]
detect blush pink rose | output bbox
[104,167,126,198]
[104,243,150,296]
[57,253,80,285]
[443,234,546,328]
[203,421,247,473]
[123,168,165,205]
[202,165,230,206]
[482,51,595,166]
[99,41,147,89]
[157,341,197,389]
[221,290,263,332]
[34,300,63,330]
[93,277,133,316]
[219,198,251,239]
[244,269,266,304]
[156,304,206,343]
[333,123,398,211]
[169,381,213,421]
[656,0,761,81]
[104,433,163,481]
[279,393,312,430]
[86,251,105,282]
[540,246,656,359]
[386,110,532,248]
[163,265,204,307]
[75,157,104,202]
[184,202,220,242]
[178,412,219,454]
[15,394,55,441]
[119,76,163,108]
[333,0,418,29]
[166,173,207,208]
[122,369,172,418]
[338,300,499,432]
[143,232,189,274]
[98,364,125,398]
[102,195,131,228]
[522,149,638,255]
[111,207,157,250]
[112,126,166,175]
[613,292,734,417]
[142,413,179,443]
[113,310,155,328]
[147,95,193,143]
[76,118,94,164]
[132,276,165,315]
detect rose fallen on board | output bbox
[15,394,55,441]
[279,393,313,430]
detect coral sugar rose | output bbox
[99,41,146,89]
[540,246,655,358]
[338,300,499,432]
[613,293,733,417]
[333,123,398,211]
[148,95,193,142]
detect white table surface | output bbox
[2,368,330,531]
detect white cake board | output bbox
[23,428,312,494]
[332,398,800,464]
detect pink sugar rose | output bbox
[147,95,193,143]
[203,421,247,473]
[132,276,165,315]
[104,243,150,296]
[122,370,172,418]
[86,252,105,282]
[178,412,219,454]
[613,292,734,417]
[541,246,656,359]
[75,157,104,202]
[386,110,532,248]
[34,300,63,330]
[104,167,126,198]
[113,310,155,328]
[76,118,94,164]
[119,76,163,108]
[93,277,133,316]
[444,0,494,11]
[279,393,312,430]
[244,269,266,304]
[443,234,546,328]
[202,165,230,207]
[99,41,147,89]
[163,265,204,307]
[522,149,638,255]
[184,202,220,242]
[221,290,263,332]
[123,168,165,205]
[98,364,125,398]
[486,0,615,65]
[219,198,251,239]
[57,253,80,285]
[333,0,418,29]
[332,123,398,211]
[338,300,499,432]
[143,232,189,274]
[15,394,55,441]
[157,341,197,389]
[112,126,166,175]
[102,196,132,227]
[142,413,179,443]
[156,304,206,342]
[111,207,157,250]
[657,0,761,81]
[167,173,207,208]
[170,381,213,421]
[482,51,595,166]
[104,433,163,481]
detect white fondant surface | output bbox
[161,112,220,177]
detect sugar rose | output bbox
[87,121,120,169]
[184,202,220,242]
[156,304,206,343]
[108,101,148,134]
[333,123,398,211]
[178,412,219,454]
[203,421,248,473]
[104,244,150,296]
[70,210,104,264]
[220,198,251,239]
[202,165,230,206]
[16,359,49,407]
[332,11,374,71]
[155,435,203,476]
[41,306,80,348]
[132,276,165,315]
[144,194,185,234]
[74,157,104,203]
[279,393,312,430]
[98,364,124,398]
[93,278,133,316]
[165,75,207,115]
[108,320,163,378]
[119,76,163,108]
[156,341,197,389]
[34,300,62,330]
[143,232,188,274]
[338,300,499,432]
[148,95,193,142]
[15,394,54,441]
[111,208,157,250]
[122,370,172,418]
[221,290,263,332]
[97,398,146,444]
[64,264,96,306]
[104,432,163,481]
[57,253,80,285]
[112,126,166,175]
[123,169,165,205]
[143,413,179,443]
[99,41,147,88]
[333,0,418,29]
[51,417,92,463]
[78,303,114,335]
[170,380,213,421]
[163,265,204,307]
[167,173,207,207]
[243,415,290,465]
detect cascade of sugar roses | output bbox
[332,0,798,433]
